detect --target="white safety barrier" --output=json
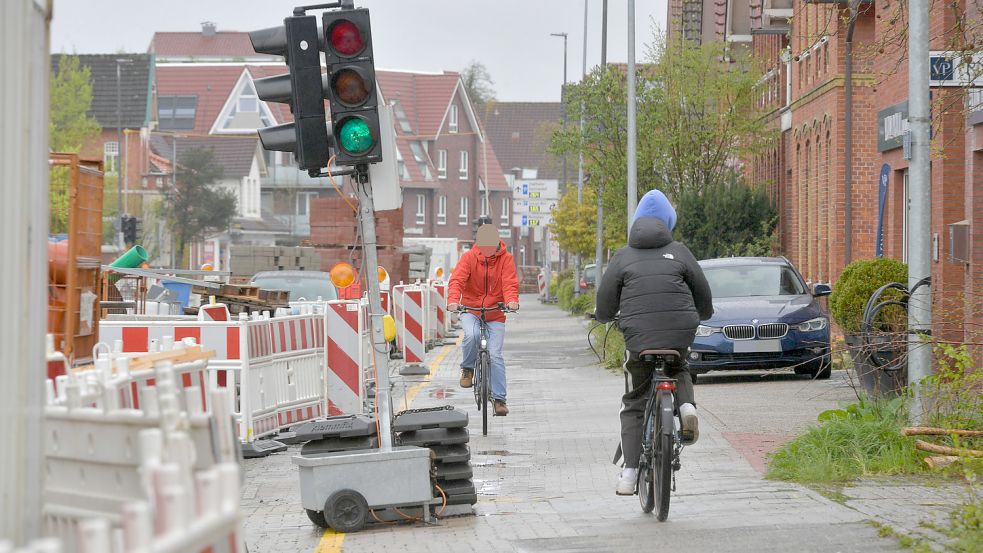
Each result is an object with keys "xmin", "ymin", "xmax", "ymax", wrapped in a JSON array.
[
  {"xmin": 292, "ymin": 300, "xmax": 371, "ymax": 417},
  {"xmin": 42, "ymin": 354, "xmax": 242, "ymax": 553},
  {"xmin": 392, "ymin": 284, "xmax": 427, "ymax": 368},
  {"xmin": 427, "ymin": 280, "xmax": 450, "ymax": 344},
  {"xmin": 99, "ymin": 311, "xmax": 325, "ymax": 445}
]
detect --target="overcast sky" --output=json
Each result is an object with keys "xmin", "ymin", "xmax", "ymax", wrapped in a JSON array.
[{"xmin": 51, "ymin": 0, "xmax": 668, "ymax": 102}]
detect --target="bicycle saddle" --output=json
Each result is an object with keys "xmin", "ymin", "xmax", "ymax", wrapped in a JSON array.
[{"xmin": 639, "ymin": 349, "xmax": 680, "ymax": 359}]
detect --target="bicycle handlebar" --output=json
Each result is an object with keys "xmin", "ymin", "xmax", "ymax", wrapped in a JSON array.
[{"xmin": 455, "ymin": 303, "xmax": 515, "ymax": 314}]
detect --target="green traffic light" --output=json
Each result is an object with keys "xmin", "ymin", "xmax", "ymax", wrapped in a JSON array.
[{"xmin": 338, "ymin": 118, "xmax": 373, "ymax": 154}]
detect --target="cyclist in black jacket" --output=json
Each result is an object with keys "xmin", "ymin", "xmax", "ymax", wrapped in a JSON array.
[{"xmin": 595, "ymin": 189, "xmax": 713, "ymax": 495}]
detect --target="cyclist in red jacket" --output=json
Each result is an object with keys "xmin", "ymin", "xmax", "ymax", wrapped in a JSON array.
[{"xmin": 448, "ymin": 224, "xmax": 520, "ymax": 416}]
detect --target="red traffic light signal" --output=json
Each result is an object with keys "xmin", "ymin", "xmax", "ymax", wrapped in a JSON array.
[{"xmin": 327, "ymin": 19, "xmax": 365, "ymax": 57}]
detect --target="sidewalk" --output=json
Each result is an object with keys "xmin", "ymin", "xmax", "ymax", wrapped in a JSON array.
[{"xmin": 239, "ymin": 296, "xmax": 902, "ymax": 553}]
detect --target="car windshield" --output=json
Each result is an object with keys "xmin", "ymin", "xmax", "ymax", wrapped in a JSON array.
[
  {"xmin": 250, "ymin": 275, "xmax": 338, "ymax": 301},
  {"xmin": 703, "ymin": 265, "xmax": 807, "ymax": 298}
]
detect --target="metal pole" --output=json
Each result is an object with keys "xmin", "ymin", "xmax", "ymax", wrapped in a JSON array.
[
  {"xmin": 843, "ymin": 0, "xmax": 861, "ymax": 264},
  {"xmin": 596, "ymin": 0, "xmax": 608, "ymax": 278},
  {"xmin": 574, "ymin": 0, "xmax": 588, "ymax": 295},
  {"xmin": 116, "ymin": 61, "xmax": 124, "ymax": 249},
  {"xmin": 907, "ymin": 0, "xmax": 932, "ymax": 424},
  {"xmin": 551, "ymin": 31, "xmax": 569, "ymax": 296},
  {"xmin": 355, "ymin": 167, "xmax": 394, "ymax": 450},
  {"xmin": 626, "ymin": 0, "xmax": 637, "ymax": 234},
  {"xmin": 172, "ymin": 135, "xmax": 178, "ymax": 268}
]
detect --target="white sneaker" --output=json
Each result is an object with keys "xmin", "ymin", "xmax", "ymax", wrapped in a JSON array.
[
  {"xmin": 616, "ymin": 468, "xmax": 638, "ymax": 496},
  {"xmin": 679, "ymin": 403, "xmax": 699, "ymax": 445}
]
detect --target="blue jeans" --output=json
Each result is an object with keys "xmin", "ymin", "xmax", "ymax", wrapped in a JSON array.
[{"xmin": 459, "ymin": 313, "xmax": 507, "ymax": 402}]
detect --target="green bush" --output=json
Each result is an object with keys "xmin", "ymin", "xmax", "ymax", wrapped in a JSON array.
[
  {"xmin": 588, "ymin": 322, "xmax": 627, "ymax": 371},
  {"xmin": 829, "ymin": 258, "xmax": 908, "ymax": 334},
  {"xmin": 570, "ymin": 289, "xmax": 596, "ymax": 315},
  {"xmin": 557, "ymin": 278, "xmax": 575, "ymax": 310},
  {"xmin": 767, "ymin": 396, "xmax": 925, "ymax": 483}
]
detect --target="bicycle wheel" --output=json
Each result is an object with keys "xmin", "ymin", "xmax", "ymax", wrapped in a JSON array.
[
  {"xmin": 654, "ymin": 397, "xmax": 674, "ymax": 521},
  {"xmin": 479, "ymin": 351, "xmax": 490, "ymax": 435},
  {"xmin": 473, "ymin": 361, "xmax": 482, "ymax": 410}
]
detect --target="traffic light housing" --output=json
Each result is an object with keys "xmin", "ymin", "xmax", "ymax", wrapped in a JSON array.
[
  {"xmin": 322, "ymin": 8, "xmax": 382, "ymax": 165},
  {"xmin": 249, "ymin": 16, "xmax": 330, "ymax": 175},
  {"xmin": 122, "ymin": 216, "xmax": 139, "ymax": 245}
]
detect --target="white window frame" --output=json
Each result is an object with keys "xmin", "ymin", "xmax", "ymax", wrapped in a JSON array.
[
  {"xmin": 480, "ymin": 194, "xmax": 489, "ymax": 218},
  {"xmin": 459, "ymin": 150, "xmax": 469, "ymax": 180},
  {"xmin": 296, "ymin": 191, "xmax": 317, "ymax": 217},
  {"xmin": 459, "ymin": 196, "xmax": 469, "ymax": 226},
  {"xmin": 437, "ymin": 149, "xmax": 447, "ymax": 179},
  {"xmin": 437, "ymin": 195, "xmax": 447, "ymax": 225},
  {"xmin": 416, "ymin": 193, "xmax": 426, "ymax": 225},
  {"xmin": 449, "ymin": 105, "xmax": 459, "ymax": 133},
  {"xmin": 500, "ymin": 197, "xmax": 510, "ymax": 226},
  {"xmin": 103, "ymin": 141, "xmax": 119, "ymax": 175}
]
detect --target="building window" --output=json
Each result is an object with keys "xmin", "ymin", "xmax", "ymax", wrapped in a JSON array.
[
  {"xmin": 409, "ymin": 141, "xmax": 432, "ymax": 180},
  {"xmin": 449, "ymin": 104, "xmax": 459, "ymax": 133},
  {"xmin": 158, "ymin": 95, "xmax": 197, "ymax": 130},
  {"xmin": 416, "ymin": 194, "xmax": 426, "ymax": 225},
  {"xmin": 459, "ymin": 196, "xmax": 469, "ymax": 225},
  {"xmin": 296, "ymin": 192, "xmax": 317, "ymax": 216},
  {"xmin": 500, "ymin": 197, "xmax": 509, "ymax": 226},
  {"xmin": 480, "ymin": 194, "xmax": 489, "ymax": 218},
  {"xmin": 459, "ymin": 151, "xmax": 469, "ymax": 180},
  {"xmin": 437, "ymin": 195, "xmax": 447, "ymax": 225},
  {"xmin": 438, "ymin": 149, "xmax": 447, "ymax": 179},
  {"xmin": 103, "ymin": 141, "xmax": 119, "ymax": 174}
]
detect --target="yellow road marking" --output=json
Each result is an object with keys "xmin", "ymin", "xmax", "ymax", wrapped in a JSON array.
[
  {"xmin": 316, "ymin": 529, "xmax": 344, "ymax": 552},
  {"xmin": 398, "ymin": 340, "xmax": 457, "ymax": 411}
]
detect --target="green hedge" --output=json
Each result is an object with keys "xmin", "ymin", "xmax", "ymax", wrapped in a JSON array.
[{"xmin": 829, "ymin": 258, "xmax": 908, "ymax": 334}]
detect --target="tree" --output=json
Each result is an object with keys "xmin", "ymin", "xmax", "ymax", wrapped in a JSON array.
[
  {"xmin": 550, "ymin": 33, "xmax": 775, "ymax": 249},
  {"xmin": 163, "ymin": 148, "xmax": 238, "ymax": 266},
  {"xmin": 461, "ymin": 60, "xmax": 496, "ymax": 111},
  {"xmin": 49, "ymin": 55, "xmax": 101, "ymax": 233},
  {"xmin": 549, "ymin": 186, "xmax": 600, "ymax": 259},
  {"xmin": 674, "ymin": 178, "xmax": 777, "ymax": 260}
]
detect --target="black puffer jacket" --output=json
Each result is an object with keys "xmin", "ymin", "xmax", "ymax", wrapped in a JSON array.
[{"xmin": 595, "ymin": 217, "xmax": 714, "ymax": 352}]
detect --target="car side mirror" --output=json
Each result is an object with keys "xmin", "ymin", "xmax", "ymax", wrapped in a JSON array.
[{"xmin": 812, "ymin": 283, "xmax": 832, "ymax": 297}]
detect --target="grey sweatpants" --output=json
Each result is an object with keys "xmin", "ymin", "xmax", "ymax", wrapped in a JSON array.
[{"xmin": 619, "ymin": 350, "xmax": 694, "ymax": 469}]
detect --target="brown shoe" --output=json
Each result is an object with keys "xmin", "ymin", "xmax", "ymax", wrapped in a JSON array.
[
  {"xmin": 494, "ymin": 400, "xmax": 509, "ymax": 416},
  {"xmin": 459, "ymin": 369, "xmax": 474, "ymax": 388}
]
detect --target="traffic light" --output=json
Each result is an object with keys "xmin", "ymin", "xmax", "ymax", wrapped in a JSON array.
[
  {"xmin": 249, "ymin": 16, "xmax": 330, "ymax": 175},
  {"xmin": 122, "ymin": 216, "xmax": 139, "ymax": 245},
  {"xmin": 322, "ymin": 8, "xmax": 382, "ymax": 165}
]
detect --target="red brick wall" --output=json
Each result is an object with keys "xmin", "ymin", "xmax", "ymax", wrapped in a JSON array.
[{"xmin": 309, "ymin": 196, "xmax": 410, "ymax": 283}]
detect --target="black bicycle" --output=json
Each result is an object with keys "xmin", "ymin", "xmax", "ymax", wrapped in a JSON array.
[
  {"xmin": 635, "ymin": 349, "xmax": 683, "ymax": 520},
  {"xmin": 588, "ymin": 315, "xmax": 683, "ymax": 521},
  {"xmin": 456, "ymin": 303, "xmax": 513, "ymax": 436}
]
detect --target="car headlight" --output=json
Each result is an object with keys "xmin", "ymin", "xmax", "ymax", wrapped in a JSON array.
[
  {"xmin": 695, "ymin": 325, "xmax": 721, "ymax": 337},
  {"xmin": 795, "ymin": 317, "xmax": 828, "ymax": 332}
]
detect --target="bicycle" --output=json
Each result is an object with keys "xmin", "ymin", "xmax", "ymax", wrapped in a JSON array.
[
  {"xmin": 635, "ymin": 349, "xmax": 684, "ymax": 521},
  {"xmin": 588, "ymin": 314, "xmax": 684, "ymax": 521},
  {"xmin": 456, "ymin": 303, "xmax": 513, "ymax": 436}
]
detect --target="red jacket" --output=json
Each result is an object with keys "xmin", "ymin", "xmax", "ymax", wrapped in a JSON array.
[{"xmin": 447, "ymin": 241, "xmax": 519, "ymax": 323}]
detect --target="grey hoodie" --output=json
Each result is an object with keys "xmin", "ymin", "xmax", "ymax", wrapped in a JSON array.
[{"xmin": 595, "ymin": 217, "xmax": 714, "ymax": 352}]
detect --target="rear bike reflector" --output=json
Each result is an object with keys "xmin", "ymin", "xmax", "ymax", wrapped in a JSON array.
[{"xmin": 656, "ymin": 382, "xmax": 676, "ymax": 391}]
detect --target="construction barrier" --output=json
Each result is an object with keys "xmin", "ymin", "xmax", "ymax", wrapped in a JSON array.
[
  {"xmin": 43, "ymin": 353, "xmax": 242, "ymax": 553},
  {"xmin": 428, "ymin": 280, "xmax": 449, "ymax": 343},
  {"xmin": 392, "ymin": 284, "xmax": 427, "ymax": 369},
  {"xmin": 99, "ymin": 311, "xmax": 325, "ymax": 446},
  {"xmin": 537, "ymin": 270, "xmax": 547, "ymax": 300}
]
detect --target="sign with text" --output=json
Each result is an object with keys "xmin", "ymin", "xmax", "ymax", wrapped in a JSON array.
[
  {"xmin": 512, "ymin": 179, "xmax": 558, "ymax": 200},
  {"xmin": 929, "ymin": 51, "xmax": 983, "ymax": 87},
  {"xmin": 512, "ymin": 199, "xmax": 557, "ymax": 214},
  {"xmin": 513, "ymin": 214, "xmax": 553, "ymax": 227},
  {"xmin": 877, "ymin": 100, "xmax": 908, "ymax": 152}
]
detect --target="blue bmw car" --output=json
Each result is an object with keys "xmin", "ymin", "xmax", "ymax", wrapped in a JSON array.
[{"xmin": 687, "ymin": 257, "xmax": 832, "ymax": 379}]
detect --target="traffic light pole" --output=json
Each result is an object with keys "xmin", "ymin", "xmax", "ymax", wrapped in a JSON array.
[{"xmin": 353, "ymin": 164, "xmax": 394, "ymax": 450}]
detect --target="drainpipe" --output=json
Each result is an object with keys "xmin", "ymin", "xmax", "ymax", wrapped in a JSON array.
[{"xmin": 843, "ymin": 0, "xmax": 862, "ymax": 264}]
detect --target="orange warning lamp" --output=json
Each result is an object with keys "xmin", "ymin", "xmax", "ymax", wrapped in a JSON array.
[
  {"xmin": 329, "ymin": 262, "xmax": 356, "ymax": 289},
  {"xmin": 434, "ymin": 266, "xmax": 445, "ymax": 279},
  {"xmin": 377, "ymin": 265, "xmax": 389, "ymax": 283},
  {"xmin": 200, "ymin": 263, "xmax": 214, "ymax": 271}
]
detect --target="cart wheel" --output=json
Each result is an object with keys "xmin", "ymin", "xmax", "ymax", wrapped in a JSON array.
[
  {"xmin": 325, "ymin": 489, "xmax": 368, "ymax": 533},
  {"xmin": 306, "ymin": 509, "xmax": 328, "ymax": 528}
]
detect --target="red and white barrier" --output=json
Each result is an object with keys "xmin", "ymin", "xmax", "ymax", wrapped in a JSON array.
[
  {"xmin": 428, "ymin": 281, "xmax": 449, "ymax": 343},
  {"xmin": 324, "ymin": 301, "xmax": 366, "ymax": 416},
  {"xmin": 537, "ymin": 270, "xmax": 547, "ymax": 299},
  {"xmin": 392, "ymin": 284, "xmax": 426, "ymax": 368}
]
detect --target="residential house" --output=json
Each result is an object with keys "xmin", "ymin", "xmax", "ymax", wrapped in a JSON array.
[
  {"xmin": 480, "ymin": 102, "xmax": 565, "ymax": 267},
  {"xmin": 50, "ymin": 53, "xmax": 154, "ymax": 220},
  {"xmin": 376, "ymin": 70, "xmax": 511, "ymax": 256}
]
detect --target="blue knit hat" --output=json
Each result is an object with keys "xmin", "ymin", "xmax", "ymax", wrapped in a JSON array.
[{"xmin": 630, "ymin": 189, "xmax": 677, "ymax": 231}]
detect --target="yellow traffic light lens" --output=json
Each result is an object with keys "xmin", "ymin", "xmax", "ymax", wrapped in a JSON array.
[
  {"xmin": 333, "ymin": 68, "xmax": 371, "ymax": 106},
  {"xmin": 338, "ymin": 117, "xmax": 373, "ymax": 154},
  {"xmin": 329, "ymin": 262, "xmax": 356, "ymax": 289}
]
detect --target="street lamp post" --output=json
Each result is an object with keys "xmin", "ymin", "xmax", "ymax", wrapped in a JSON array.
[{"xmin": 550, "ymin": 32, "xmax": 569, "ymax": 295}]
